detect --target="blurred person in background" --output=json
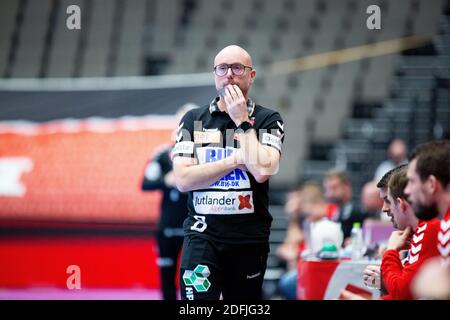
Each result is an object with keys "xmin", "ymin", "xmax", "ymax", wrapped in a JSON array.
[
  {"xmin": 361, "ymin": 181, "xmax": 384, "ymax": 220},
  {"xmin": 404, "ymin": 140, "xmax": 450, "ymax": 299},
  {"xmin": 323, "ymin": 169, "xmax": 365, "ymax": 242},
  {"xmin": 277, "ymin": 185, "xmax": 304, "ymax": 273},
  {"xmin": 276, "ymin": 185, "xmax": 303, "ymax": 300},
  {"xmin": 277, "ymin": 182, "xmax": 337, "ymax": 299},
  {"xmin": 142, "ymin": 103, "xmax": 198, "ymax": 300},
  {"xmin": 374, "ymin": 138, "xmax": 408, "ymax": 182}
]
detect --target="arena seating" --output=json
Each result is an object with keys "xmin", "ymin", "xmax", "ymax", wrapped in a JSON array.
[
  {"xmin": 0, "ymin": 0, "xmax": 446, "ymax": 187},
  {"xmin": 0, "ymin": 0, "xmax": 448, "ymax": 299}
]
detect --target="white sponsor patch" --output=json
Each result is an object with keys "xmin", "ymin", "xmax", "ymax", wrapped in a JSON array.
[
  {"xmin": 208, "ymin": 169, "xmax": 250, "ymax": 189},
  {"xmin": 192, "ymin": 191, "xmax": 254, "ymax": 214},
  {"xmin": 172, "ymin": 141, "xmax": 194, "ymax": 156},
  {"xmin": 262, "ymin": 133, "xmax": 282, "ymax": 151},
  {"xmin": 196, "ymin": 146, "xmax": 235, "ymax": 164},
  {"xmin": 196, "ymin": 147, "xmax": 251, "ymax": 190},
  {"xmin": 194, "ymin": 131, "xmax": 221, "ymax": 144}
]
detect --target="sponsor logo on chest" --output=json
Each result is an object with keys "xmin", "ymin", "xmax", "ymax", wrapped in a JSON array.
[
  {"xmin": 196, "ymin": 147, "xmax": 251, "ymax": 190},
  {"xmin": 193, "ymin": 191, "xmax": 254, "ymax": 214},
  {"xmin": 194, "ymin": 130, "xmax": 221, "ymax": 144}
]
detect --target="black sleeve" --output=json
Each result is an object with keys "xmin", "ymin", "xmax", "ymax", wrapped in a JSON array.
[
  {"xmin": 141, "ymin": 151, "xmax": 166, "ymax": 191},
  {"xmin": 171, "ymin": 110, "xmax": 196, "ymax": 159},
  {"xmin": 259, "ymin": 111, "xmax": 285, "ymax": 154}
]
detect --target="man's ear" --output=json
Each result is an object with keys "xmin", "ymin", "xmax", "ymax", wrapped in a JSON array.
[
  {"xmin": 397, "ymin": 197, "xmax": 407, "ymax": 212},
  {"xmin": 426, "ymin": 175, "xmax": 439, "ymax": 194},
  {"xmin": 250, "ymin": 69, "xmax": 256, "ymax": 83}
]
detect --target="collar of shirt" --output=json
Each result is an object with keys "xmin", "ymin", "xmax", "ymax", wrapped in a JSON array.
[
  {"xmin": 209, "ymin": 96, "xmax": 255, "ymax": 117},
  {"xmin": 444, "ymin": 205, "xmax": 450, "ymax": 220}
]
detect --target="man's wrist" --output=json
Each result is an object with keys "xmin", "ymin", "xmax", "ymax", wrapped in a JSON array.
[
  {"xmin": 223, "ymin": 151, "xmax": 242, "ymax": 169},
  {"xmin": 236, "ymin": 120, "xmax": 253, "ymax": 132}
]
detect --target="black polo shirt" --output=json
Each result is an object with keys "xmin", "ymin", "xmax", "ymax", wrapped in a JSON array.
[
  {"xmin": 172, "ymin": 97, "xmax": 285, "ymax": 244},
  {"xmin": 142, "ymin": 145, "xmax": 188, "ymax": 231}
]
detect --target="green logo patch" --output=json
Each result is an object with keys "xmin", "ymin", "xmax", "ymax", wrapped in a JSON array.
[{"xmin": 182, "ymin": 264, "xmax": 211, "ymax": 292}]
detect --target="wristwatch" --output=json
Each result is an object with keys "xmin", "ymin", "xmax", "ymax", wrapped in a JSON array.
[{"xmin": 237, "ymin": 121, "xmax": 253, "ymax": 131}]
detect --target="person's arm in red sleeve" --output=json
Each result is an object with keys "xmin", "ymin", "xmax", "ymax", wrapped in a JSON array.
[
  {"xmin": 380, "ymin": 228, "xmax": 414, "ymax": 299},
  {"xmin": 381, "ymin": 221, "xmax": 441, "ymax": 300},
  {"xmin": 381, "ymin": 248, "xmax": 414, "ymax": 299}
]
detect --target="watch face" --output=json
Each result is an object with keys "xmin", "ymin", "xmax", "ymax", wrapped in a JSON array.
[{"xmin": 239, "ymin": 121, "xmax": 252, "ymax": 131}]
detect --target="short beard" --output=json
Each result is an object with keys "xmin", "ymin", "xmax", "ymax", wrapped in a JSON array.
[{"xmin": 413, "ymin": 202, "xmax": 439, "ymax": 221}]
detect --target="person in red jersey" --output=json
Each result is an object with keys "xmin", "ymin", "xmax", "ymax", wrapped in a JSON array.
[
  {"xmin": 380, "ymin": 165, "xmax": 440, "ymax": 300},
  {"xmin": 360, "ymin": 165, "xmax": 406, "ymax": 297},
  {"xmin": 404, "ymin": 140, "xmax": 450, "ymax": 299},
  {"xmin": 342, "ymin": 165, "xmax": 440, "ymax": 301}
]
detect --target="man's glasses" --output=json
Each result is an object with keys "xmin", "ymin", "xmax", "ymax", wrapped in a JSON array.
[{"xmin": 214, "ymin": 63, "xmax": 253, "ymax": 76}]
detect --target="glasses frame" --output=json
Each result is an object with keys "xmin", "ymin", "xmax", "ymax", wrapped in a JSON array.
[{"xmin": 213, "ymin": 63, "xmax": 253, "ymax": 76}]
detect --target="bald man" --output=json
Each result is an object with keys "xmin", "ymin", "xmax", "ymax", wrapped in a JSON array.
[{"xmin": 172, "ymin": 45, "xmax": 285, "ymax": 300}]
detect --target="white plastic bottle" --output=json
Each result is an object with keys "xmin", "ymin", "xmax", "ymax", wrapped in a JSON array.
[{"xmin": 350, "ymin": 222, "xmax": 365, "ymax": 260}]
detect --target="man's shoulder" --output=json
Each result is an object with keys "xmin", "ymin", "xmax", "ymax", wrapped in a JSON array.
[
  {"xmin": 252, "ymin": 105, "xmax": 283, "ymax": 130},
  {"xmin": 254, "ymin": 104, "xmax": 281, "ymax": 118},
  {"xmin": 185, "ymin": 104, "xmax": 210, "ymax": 119},
  {"xmin": 413, "ymin": 219, "xmax": 440, "ymax": 256},
  {"xmin": 418, "ymin": 218, "xmax": 441, "ymax": 235}
]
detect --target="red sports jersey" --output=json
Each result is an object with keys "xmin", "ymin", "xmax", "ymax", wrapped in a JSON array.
[
  {"xmin": 380, "ymin": 219, "xmax": 440, "ymax": 300},
  {"xmin": 438, "ymin": 206, "xmax": 450, "ymax": 267}
]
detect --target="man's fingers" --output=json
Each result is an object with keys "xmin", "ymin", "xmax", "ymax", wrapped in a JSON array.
[
  {"xmin": 232, "ymin": 84, "xmax": 244, "ymax": 99},
  {"xmin": 393, "ymin": 230, "xmax": 402, "ymax": 237},
  {"xmin": 365, "ymin": 265, "xmax": 379, "ymax": 272},
  {"xmin": 363, "ymin": 269, "xmax": 374, "ymax": 275},
  {"xmin": 224, "ymin": 86, "xmax": 233, "ymax": 101},
  {"xmin": 226, "ymin": 85, "xmax": 238, "ymax": 101},
  {"xmin": 223, "ymin": 90, "xmax": 233, "ymax": 107},
  {"xmin": 364, "ymin": 270, "xmax": 375, "ymax": 276}
]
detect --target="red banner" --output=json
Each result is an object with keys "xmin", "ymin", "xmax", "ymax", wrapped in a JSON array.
[{"xmin": 0, "ymin": 116, "xmax": 176, "ymax": 224}]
